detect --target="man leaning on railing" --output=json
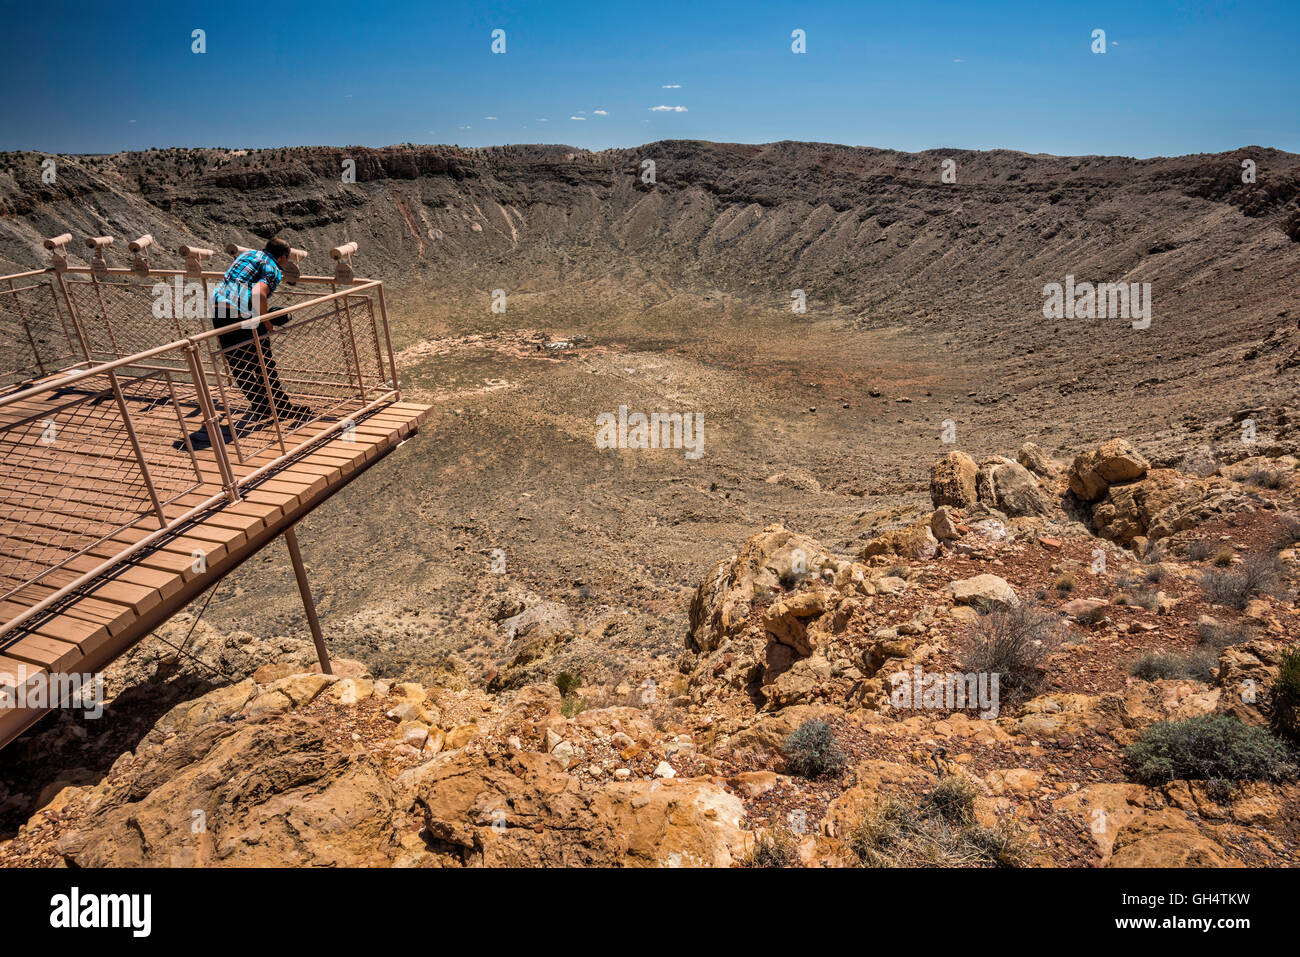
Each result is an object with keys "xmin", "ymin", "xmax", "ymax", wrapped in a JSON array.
[{"xmin": 210, "ymin": 236, "xmax": 312, "ymax": 423}]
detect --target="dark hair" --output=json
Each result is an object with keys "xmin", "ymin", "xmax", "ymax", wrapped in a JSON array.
[{"xmin": 264, "ymin": 236, "xmax": 291, "ymax": 261}]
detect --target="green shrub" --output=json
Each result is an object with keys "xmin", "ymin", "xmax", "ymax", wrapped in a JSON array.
[
  {"xmin": 1268, "ymin": 647, "xmax": 1300, "ymax": 743},
  {"xmin": 560, "ymin": 695, "xmax": 589, "ymax": 718},
  {"xmin": 1125, "ymin": 715, "xmax": 1296, "ymax": 784},
  {"xmin": 782, "ymin": 719, "xmax": 849, "ymax": 778},
  {"xmin": 554, "ymin": 672, "xmax": 580, "ymax": 697}
]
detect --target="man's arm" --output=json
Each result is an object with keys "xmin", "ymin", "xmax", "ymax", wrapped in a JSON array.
[{"xmin": 252, "ymin": 280, "xmax": 270, "ymax": 319}]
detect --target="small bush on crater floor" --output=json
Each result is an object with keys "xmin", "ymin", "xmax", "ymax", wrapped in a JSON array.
[
  {"xmin": 554, "ymin": 672, "xmax": 581, "ymax": 697},
  {"xmin": 1243, "ymin": 466, "xmax": 1285, "ymax": 490},
  {"xmin": 848, "ymin": 790, "xmax": 1029, "ymax": 868}
]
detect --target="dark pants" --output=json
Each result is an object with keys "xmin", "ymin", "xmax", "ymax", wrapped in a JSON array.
[{"xmin": 213, "ymin": 313, "xmax": 290, "ymax": 415}]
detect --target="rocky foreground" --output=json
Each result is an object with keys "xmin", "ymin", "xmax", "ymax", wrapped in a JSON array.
[{"xmin": 2, "ymin": 437, "xmax": 1298, "ymax": 867}]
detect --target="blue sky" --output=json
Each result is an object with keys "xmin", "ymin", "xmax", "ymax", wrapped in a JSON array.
[{"xmin": 2, "ymin": 0, "xmax": 1296, "ymax": 157}]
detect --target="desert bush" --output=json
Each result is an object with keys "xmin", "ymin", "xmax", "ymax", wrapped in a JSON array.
[
  {"xmin": 1116, "ymin": 582, "xmax": 1161, "ymax": 611},
  {"xmin": 957, "ymin": 822, "xmax": 1033, "ymax": 868},
  {"xmin": 958, "ymin": 601, "xmax": 1061, "ymax": 702},
  {"xmin": 1129, "ymin": 649, "xmax": 1217, "ymax": 683},
  {"xmin": 846, "ymin": 799, "xmax": 916, "ymax": 867},
  {"xmin": 1197, "ymin": 619, "xmax": 1254, "ymax": 649},
  {"xmin": 743, "ymin": 827, "xmax": 800, "ymax": 868},
  {"xmin": 1271, "ymin": 513, "xmax": 1300, "ymax": 553},
  {"xmin": 1243, "ymin": 466, "xmax": 1284, "ymax": 490},
  {"xmin": 554, "ymin": 672, "xmax": 581, "ymax": 697},
  {"xmin": 560, "ymin": 695, "xmax": 590, "ymax": 718},
  {"xmin": 1074, "ymin": 603, "xmax": 1110, "ymax": 625},
  {"xmin": 1201, "ymin": 553, "xmax": 1282, "ymax": 610},
  {"xmin": 1054, "ymin": 571, "xmax": 1076, "ymax": 593},
  {"xmin": 847, "ymin": 794, "xmax": 1028, "ymax": 868},
  {"xmin": 782, "ymin": 719, "xmax": 849, "ymax": 778},
  {"xmin": 923, "ymin": 775, "xmax": 978, "ymax": 825},
  {"xmin": 1125, "ymin": 715, "xmax": 1296, "ymax": 784},
  {"xmin": 1212, "ymin": 548, "xmax": 1236, "ymax": 567},
  {"xmin": 1268, "ymin": 647, "xmax": 1300, "ymax": 743},
  {"xmin": 1183, "ymin": 539, "xmax": 1214, "ymax": 562},
  {"xmin": 1204, "ymin": 777, "xmax": 1237, "ymax": 804}
]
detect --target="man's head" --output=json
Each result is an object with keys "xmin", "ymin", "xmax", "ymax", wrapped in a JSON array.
[{"xmin": 264, "ymin": 236, "xmax": 291, "ymax": 268}]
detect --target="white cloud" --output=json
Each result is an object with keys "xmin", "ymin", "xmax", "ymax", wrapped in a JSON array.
[
  {"xmin": 535, "ymin": 118, "xmax": 548, "ymax": 122},
  {"xmin": 592, "ymin": 109, "xmax": 608, "ymax": 115},
  {"xmin": 569, "ymin": 115, "xmax": 586, "ymax": 120},
  {"xmin": 661, "ymin": 84, "xmax": 681, "ymax": 89},
  {"xmin": 650, "ymin": 105, "xmax": 688, "ymax": 112},
  {"xmin": 484, "ymin": 115, "xmax": 498, "ymax": 120}
]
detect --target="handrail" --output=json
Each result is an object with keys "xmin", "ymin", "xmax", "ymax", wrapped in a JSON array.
[
  {"xmin": 0, "ymin": 278, "xmax": 384, "ymax": 410},
  {"xmin": 0, "ymin": 255, "xmax": 400, "ymax": 641}
]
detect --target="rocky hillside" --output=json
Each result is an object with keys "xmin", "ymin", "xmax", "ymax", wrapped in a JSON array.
[
  {"xmin": 3, "ymin": 141, "xmax": 1298, "ymax": 327},
  {"xmin": 4, "ymin": 435, "xmax": 1298, "ymax": 867},
  {"xmin": 3, "ymin": 140, "xmax": 1299, "ymax": 866}
]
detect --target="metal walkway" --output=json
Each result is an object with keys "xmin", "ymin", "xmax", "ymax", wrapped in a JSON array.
[{"xmin": 0, "ymin": 235, "xmax": 429, "ymax": 747}]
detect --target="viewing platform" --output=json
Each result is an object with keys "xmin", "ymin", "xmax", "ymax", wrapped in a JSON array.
[{"xmin": 0, "ymin": 235, "xmax": 428, "ymax": 747}]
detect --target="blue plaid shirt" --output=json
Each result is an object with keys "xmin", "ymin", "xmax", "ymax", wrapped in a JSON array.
[{"xmin": 211, "ymin": 250, "xmax": 282, "ymax": 321}]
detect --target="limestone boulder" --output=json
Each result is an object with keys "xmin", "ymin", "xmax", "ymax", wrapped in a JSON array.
[
  {"xmin": 860, "ymin": 519, "xmax": 939, "ymax": 561},
  {"xmin": 930, "ymin": 451, "xmax": 978, "ymax": 509},
  {"xmin": 948, "ymin": 574, "xmax": 1018, "ymax": 609},
  {"xmin": 1068, "ymin": 439, "xmax": 1150, "ymax": 502},
  {"xmin": 976, "ymin": 455, "xmax": 1055, "ymax": 517},
  {"xmin": 58, "ymin": 714, "xmax": 401, "ymax": 867},
  {"xmin": 412, "ymin": 750, "xmax": 749, "ymax": 867},
  {"xmin": 1017, "ymin": 442, "xmax": 1060, "ymax": 479},
  {"xmin": 687, "ymin": 525, "xmax": 833, "ymax": 654}
]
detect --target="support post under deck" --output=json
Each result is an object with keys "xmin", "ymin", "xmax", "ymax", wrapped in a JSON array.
[{"xmin": 283, "ymin": 525, "xmax": 332, "ymax": 675}]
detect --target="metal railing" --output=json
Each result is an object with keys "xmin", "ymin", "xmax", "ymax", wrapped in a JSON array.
[
  {"xmin": 0, "ymin": 249, "xmax": 400, "ymax": 640},
  {"xmin": 0, "ymin": 269, "xmax": 83, "ymax": 389}
]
